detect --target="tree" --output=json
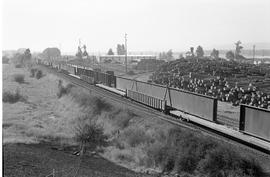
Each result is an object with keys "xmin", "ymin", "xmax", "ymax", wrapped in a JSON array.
[
  {"xmin": 82, "ymin": 45, "xmax": 89, "ymax": 57},
  {"xmin": 159, "ymin": 50, "xmax": 173, "ymax": 60},
  {"xmin": 24, "ymin": 49, "xmax": 32, "ymax": 60},
  {"xmin": 235, "ymin": 41, "xmax": 245, "ymax": 60},
  {"xmin": 190, "ymin": 47, "xmax": 194, "ymax": 57},
  {"xmin": 179, "ymin": 53, "xmax": 184, "ymax": 59},
  {"xmin": 107, "ymin": 48, "xmax": 114, "ymax": 55},
  {"xmin": 122, "ymin": 44, "xmax": 126, "ymax": 54},
  {"xmin": 42, "ymin": 48, "xmax": 61, "ymax": 60},
  {"xmin": 196, "ymin": 46, "xmax": 204, "ymax": 58},
  {"xmin": 23, "ymin": 48, "xmax": 32, "ymax": 66},
  {"xmin": 11, "ymin": 49, "xmax": 32, "ymax": 67},
  {"xmin": 76, "ymin": 46, "xmax": 83, "ymax": 59},
  {"xmin": 117, "ymin": 44, "xmax": 125, "ymax": 55},
  {"xmin": 226, "ymin": 51, "xmax": 235, "ymax": 60},
  {"xmin": 210, "ymin": 48, "xmax": 219, "ymax": 59},
  {"xmin": 166, "ymin": 49, "xmax": 173, "ymax": 60}
]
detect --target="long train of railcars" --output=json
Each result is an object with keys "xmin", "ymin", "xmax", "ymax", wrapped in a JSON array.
[{"xmin": 44, "ymin": 61, "xmax": 270, "ymax": 146}]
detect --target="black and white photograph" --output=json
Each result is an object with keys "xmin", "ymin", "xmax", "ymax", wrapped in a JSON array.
[{"xmin": 2, "ymin": 0, "xmax": 270, "ymax": 176}]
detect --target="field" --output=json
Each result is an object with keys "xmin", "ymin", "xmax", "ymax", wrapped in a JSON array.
[{"xmin": 3, "ymin": 63, "xmax": 270, "ymax": 177}]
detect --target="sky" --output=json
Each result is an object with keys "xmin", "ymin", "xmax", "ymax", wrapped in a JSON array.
[{"xmin": 2, "ymin": 0, "xmax": 270, "ymax": 54}]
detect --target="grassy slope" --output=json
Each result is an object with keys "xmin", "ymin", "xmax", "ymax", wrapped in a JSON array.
[
  {"xmin": 3, "ymin": 64, "xmax": 270, "ymax": 177},
  {"xmin": 3, "ymin": 64, "xmax": 153, "ymax": 177},
  {"xmin": 3, "ymin": 64, "xmax": 83, "ymax": 144}
]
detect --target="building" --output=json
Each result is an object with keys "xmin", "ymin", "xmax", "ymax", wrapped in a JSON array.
[{"xmin": 97, "ymin": 55, "xmax": 157, "ymax": 64}]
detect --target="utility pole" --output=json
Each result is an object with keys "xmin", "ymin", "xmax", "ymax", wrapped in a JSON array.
[
  {"xmin": 79, "ymin": 38, "xmax": 81, "ymax": 48},
  {"xmin": 125, "ymin": 33, "xmax": 127, "ymax": 73},
  {"xmin": 253, "ymin": 45, "xmax": 255, "ymax": 64}
]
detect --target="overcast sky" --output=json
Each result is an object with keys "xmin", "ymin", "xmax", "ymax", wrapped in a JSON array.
[{"xmin": 2, "ymin": 0, "xmax": 270, "ymax": 54}]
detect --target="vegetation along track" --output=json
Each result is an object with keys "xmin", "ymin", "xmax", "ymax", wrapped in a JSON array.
[{"xmin": 43, "ymin": 66, "xmax": 270, "ymax": 157}]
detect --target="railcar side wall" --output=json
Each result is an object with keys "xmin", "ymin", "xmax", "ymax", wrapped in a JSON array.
[
  {"xmin": 240, "ymin": 105, "xmax": 270, "ymax": 142},
  {"xmin": 133, "ymin": 81, "xmax": 167, "ymax": 100},
  {"xmin": 117, "ymin": 77, "xmax": 217, "ymax": 121},
  {"xmin": 168, "ymin": 89, "xmax": 217, "ymax": 121},
  {"xmin": 116, "ymin": 77, "xmax": 135, "ymax": 91},
  {"xmin": 127, "ymin": 89, "xmax": 166, "ymax": 110}
]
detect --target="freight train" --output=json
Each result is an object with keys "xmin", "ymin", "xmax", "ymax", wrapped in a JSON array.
[{"xmin": 44, "ymin": 61, "xmax": 270, "ymax": 146}]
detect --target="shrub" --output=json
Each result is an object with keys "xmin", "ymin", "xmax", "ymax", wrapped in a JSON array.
[
  {"xmin": 35, "ymin": 70, "xmax": 43, "ymax": 79},
  {"xmin": 57, "ymin": 81, "xmax": 74, "ymax": 98},
  {"xmin": 30, "ymin": 68, "xmax": 37, "ymax": 77},
  {"xmin": 115, "ymin": 151, "xmax": 134, "ymax": 163},
  {"xmin": 15, "ymin": 64, "xmax": 22, "ymax": 68},
  {"xmin": 110, "ymin": 109, "xmax": 136, "ymax": 129},
  {"xmin": 127, "ymin": 70, "xmax": 135, "ymax": 75},
  {"xmin": 13, "ymin": 74, "xmax": 25, "ymax": 84},
  {"xmin": 197, "ymin": 146, "xmax": 265, "ymax": 177},
  {"xmin": 3, "ymin": 89, "xmax": 26, "ymax": 103},
  {"xmin": 71, "ymin": 92, "xmax": 112, "ymax": 115},
  {"xmin": 121, "ymin": 127, "xmax": 152, "ymax": 147},
  {"xmin": 74, "ymin": 117, "xmax": 108, "ymax": 153},
  {"xmin": 2, "ymin": 56, "xmax": 9, "ymax": 64}
]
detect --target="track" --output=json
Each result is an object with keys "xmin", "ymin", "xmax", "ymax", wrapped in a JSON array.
[{"xmin": 44, "ymin": 66, "xmax": 270, "ymax": 157}]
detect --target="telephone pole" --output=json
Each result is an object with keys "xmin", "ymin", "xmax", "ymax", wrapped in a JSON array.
[
  {"xmin": 125, "ymin": 33, "xmax": 127, "ymax": 73},
  {"xmin": 253, "ymin": 45, "xmax": 255, "ymax": 64}
]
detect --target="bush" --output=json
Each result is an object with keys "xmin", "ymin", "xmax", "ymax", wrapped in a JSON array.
[
  {"xmin": 121, "ymin": 127, "xmax": 152, "ymax": 147},
  {"xmin": 13, "ymin": 74, "xmax": 25, "ymax": 84},
  {"xmin": 74, "ymin": 117, "xmax": 108, "ymax": 152},
  {"xmin": 35, "ymin": 70, "xmax": 43, "ymax": 79},
  {"xmin": 15, "ymin": 64, "xmax": 22, "ymax": 68},
  {"xmin": 57, "ymin": 81, "xmax": 74, "ymax": 98},
  {"xmin": 115, "ymin": 151, "xmax": 134, "ymax": 163},
  {"xmin": 71, "ymin": 91, "xmax": 112, "ymax": 115},
  {"xmin": 30, "ymin": 68, "xmax": 38, "ymax": 77},
  {"xmin": 197, "ymin": 146, "xmax": 265, "ymax": 177},
  {"xmin": 109, "ymin": 109, "xmax": 136, "ymax": 129},
  {"xmin": 127, "ymin": 70, "xmax": 135, "ymax": 75},
  {"xmin": 2, "ymin": 56, "xmax": 9, "ymax": 64},
  {"xmin": 3, "ymin": 89, "xmax": 26, "ymax": 103}
]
